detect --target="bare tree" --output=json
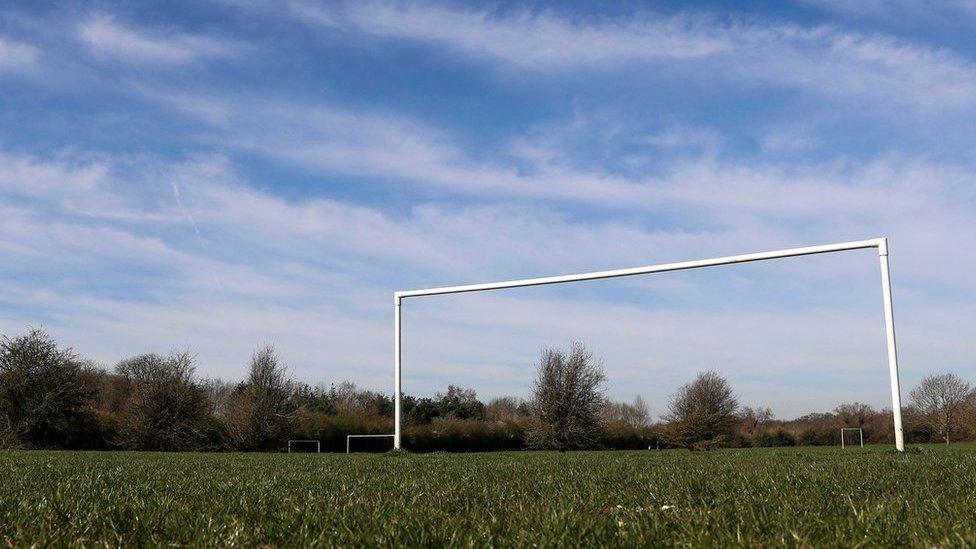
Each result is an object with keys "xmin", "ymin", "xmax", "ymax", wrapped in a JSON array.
[
  {"xmin": 115, "ymin": 351, "xmax": 209, "ymax": 451},
  {"xmin": 740, "ymin": 406, "xmax": 774, "ymax": 437},
  {"xmin": 909, "ymin": 373, "xmax": 972, "ymax": 445},
  {"xmin": 834, "ymin": 402, "xmax": 875, "ymax": 428},
  {"xmin": 485, "ymin": 396, "xmax": 529, "ymax": 422},
  {"xmin": 603, "ymin": 396, "xmax": 651, "ymax": 428},
  {"xmin": 663, "ymin": 371, "xmax": 739, "ymax": 450},
  {"xmin": 526, "ymin": 341, "xmax": 607, "ymax": 450},
  {"xmin": 961, "ymin": 389, "xmax": 976, "ymax": 440},
  {"xmin": 0, "ymin": 329, "xmax": 95, "ymax": 449},
  {"xmin": 226, "ymin": 346, "xmax": 296, "ymax": 451},
  {"xmin": 201, "ymin": 378, "xmax": 235, "ymax": 419}
]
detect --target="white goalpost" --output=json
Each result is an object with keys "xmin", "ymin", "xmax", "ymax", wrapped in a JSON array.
[
  {"xmin": 840, "ymin": 428, "xmax": 865, "ymax": 449},
  {"xmin": 391, "ymin": 237, "xmax": 906, "ymax": 452},
  {"xmin": 287, "ymin": 439, "xmax": 321, "ymax": 453}
]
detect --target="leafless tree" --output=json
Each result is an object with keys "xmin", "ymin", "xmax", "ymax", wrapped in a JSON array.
[
  {"xmin": 740, "ymin": 406, "xmax": 774, "ymax": 437},
  {"xmin": 201, "ymin": 378, "xmax": 235, "ymax": 418},
  {"xmin": 225, "ymin": 346, "xmax": 296, "ymax": 451},
  {"xmin": 663, "ymin": 371, "xmax": 739, "ymax": 450},
  {"xmin": 961, "ymin": 390, "xmax": 976, "ymax": 440},
  {"xmin": 0, "ymin": 329, "xmax": 95, "ymax": 449},
  {"xmin": 115, "ymin": 351, "xmax": 209, "ymax": 451},
  {"xmin": 909, "ymin": 373, "xmax": 972, "ymax": 445},
  {"xmin": 602, "ymin": 396, "xmax": 650, "ymax": 428},
  {"xmin": 485, "ymin": 396, "xmax": 529, "ymax": 422},
  {"xmin": 329, "ymin": 380, "xmax": 362, "ymax": 413},
  {"xmin": 526, "ymin": 341, "xmax": 607, "ymax": 450},
  {"xmin": 834, "ymin": 402, "xmax": 875, "ymax": 428}
]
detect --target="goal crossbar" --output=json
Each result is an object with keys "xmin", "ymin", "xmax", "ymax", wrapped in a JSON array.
[
  {"xmin": 392, "ymin": 237, "xmax": 905, "ymax": 451},
  {"xmin": 840, "ymin": 428, "xmax": 865, "ymax": 449},
  {"xmin": 287, "ymin": 439, "xmax": 321, "ymax": 453}
]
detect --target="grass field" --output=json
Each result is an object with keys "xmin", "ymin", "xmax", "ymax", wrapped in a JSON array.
[{"xmin": 1, "ymin": 445, "xmax": 973, "ymax": 547}]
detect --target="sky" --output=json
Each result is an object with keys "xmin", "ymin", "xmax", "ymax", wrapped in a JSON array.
[{"xmin": 1, "ymin": 0, "xmax": 974, "ymax": 419}]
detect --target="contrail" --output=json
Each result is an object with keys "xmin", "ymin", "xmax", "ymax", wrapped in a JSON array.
[
  {"xmin": 171, "ymin": 181, "xmax": 226, "ymax": 293},
  {"xmin": 171, "ymin": 182, "xmax": 202, "ymax": 239}
]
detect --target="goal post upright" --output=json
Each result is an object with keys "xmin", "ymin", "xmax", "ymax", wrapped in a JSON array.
[
  {"xmin": 392, "ymin": 237, "xmax": 905, "ymax": 452},
  {"xmin": 878, "ymin": 239, "xmax": 905, "ymax": 451},
  {"xmin": 394, "ymin": 294, "xmax": 402, "ymax": 450}
]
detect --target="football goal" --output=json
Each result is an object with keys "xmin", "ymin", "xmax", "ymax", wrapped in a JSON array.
[
  {"xmin": 287, "ymin": 439, "xmax": 321, "ymax": 453},
  {"xmin": 391, "ymin": 237, "xmax": 906, "ymax": 452},
  {"xmin": 841, "ymin": 428, "xmax": 865, "ymax": 449}
]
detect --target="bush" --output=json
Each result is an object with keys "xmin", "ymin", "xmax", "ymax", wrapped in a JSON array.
[
  {"xmin": 435, "ymin": 386, "xmax": 486, "ymax": 420},
  {"xmin": 114, "ymin": 352, "xmax": 210, "ymax": 451},
  {"xmin": 663, "ymin": 371, "xmax": 739, "ymax": 450},
  {"xmin": 292, "ymin": 410, "xmax": 392, "ymax": 452},
  {"xmin": 526, "ymin": 342, "xmax": 607, "ymax": 450},
  {"xmin": 600, "ymin": 422, "xmax": 661, "ymax": 450},
  {"xmin": 0, "ymin": 329, "xmax": 96, "ymax": 449},
  {"xmin": 405, "ymin": 418, "xmax": 525, "ymax": 452},
  {"xmin": 754, "ymin": 429, "xmax": 796, "ymax": 447},
  {"xmin": 225, "ymin": 346, "xmax": 296, "ymax": 451}
]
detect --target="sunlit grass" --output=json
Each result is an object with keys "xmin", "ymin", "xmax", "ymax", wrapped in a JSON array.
[{"xmin": 0, "ymin": 444, "xmax": 973, "ymax": 546}]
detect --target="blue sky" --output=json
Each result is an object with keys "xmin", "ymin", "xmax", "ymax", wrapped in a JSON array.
[{"xmin": 1, "ymin": 0, "xmax": 974, "ymax": 418}]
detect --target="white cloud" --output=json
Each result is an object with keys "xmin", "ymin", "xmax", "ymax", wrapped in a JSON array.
[
  {"xmin": 801, "ymin": 0, "xmax": 976, "ymax": 19},
  {"xmin": 287, "ymin": 2, "xmax": 976, "ymax": 113},
  {"xmin": 3, "ymin": 2, "xmax": 974, "ymax": 417},
  {"xmin": 739, "ymin": 25, "xmax": 976, "ymax": 113},
  {"xmin": 0, "ymin": 151, "xmax": 107, "ymax": 195},
  {"xmin": 324, "ymin": 2, "xmax": 730, "ymax": 66},
  {"xmin": 78, "ymin": 14, "xmax": 243, "ymax": 64},
  {"xmin": 157, "ymin": 92, "xmax": 976, "ymax": 226},
  {"xmin": 0, "ymin": 36, "xmax": 39, "ymax": 71},
  {"xmin": 1, "ymin": 147, "xmax": 974, "ymax": 416}
]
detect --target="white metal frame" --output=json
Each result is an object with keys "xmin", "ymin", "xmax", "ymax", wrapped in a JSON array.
[
  {"xmin": 393, "ymin": 237, "xmax": 905, "ymax": 452},
  {"xmin": 841, "ymin": 427, "xmax": 865, "ymax": 449},
  {"xmin": 287, "ymin": 439, "xmax": 321, "ymax": 453},
  {"xmin": 346, "ymin": 434, "xmax": 396, "ymax": 453}
]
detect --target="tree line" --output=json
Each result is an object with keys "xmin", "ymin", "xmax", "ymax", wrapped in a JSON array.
[{"xmin": 1, "ymin": 329, "xmax": 973, "ymax": 452}]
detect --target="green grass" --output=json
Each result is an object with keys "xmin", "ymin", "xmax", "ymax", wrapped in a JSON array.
[{"xmin": 1, "ymin": 445, "xmax": 974, "ymax": 547}]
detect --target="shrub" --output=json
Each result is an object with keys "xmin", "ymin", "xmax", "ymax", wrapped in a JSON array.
[
  {"xmin": 754, "ymin": 429, "xmax": 796, "ymax": 447},
  {"xmin": 525, "ymin": 342, "xmax": 606, "ymax": 450},
  {"xmin": 0, "ymin": 329, "xmax": 96, "ymax": 449},
  {"xmin": 435, "ymin": 385, "xmax": 486, "ymax": 420},
  {"xmin": 115, "ymin": 351, "xmax": 209, "ymax": 451},
  {"xmin": 663, "ymin": 371, "xmax": 739, "ymax": 450},
  {"xmin": 291, "ymin": 409, "xmax": 394, "ymax": 452},
  {"xmin": 225, "ymin": 346, "xmax": 296, "ymax": 451},
  {"xmin": 405, "ymin": 418, "xmax": 525, "ymax": 452},
  {"xmin": 600, "ymin": 422, "xmax": 661, "ymax": 450}
]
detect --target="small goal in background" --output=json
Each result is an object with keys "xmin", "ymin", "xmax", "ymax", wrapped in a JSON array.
[
  {"xmin": 840, "ymin": 428, "xmax": 864, "ymax": 449},
  {"xmin": 287, "ymin": 439, "xmax": 321, "ymax": 453},
  {"xmin": 346, "ymin": 434, "xmax": 395, "ymax": 453}
]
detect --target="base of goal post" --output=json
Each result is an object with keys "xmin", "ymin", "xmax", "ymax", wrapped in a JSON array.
[
  {"xmin": 346, "ymin": 434, "xmax": 395, "ymax": 453},
  {"xmin": 840, "ymin": 428, "xmax": 864, "ymax": 449},
  {"xmin": 287, "ymin": 439, "xmax": 321, "ymax": 453}
]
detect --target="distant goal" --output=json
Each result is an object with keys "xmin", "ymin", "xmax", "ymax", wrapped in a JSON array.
[
  {"xmin": 840, "ymin": 428, "xmax": 864, "ymax": 449},
  {"xmin": 287, "ymin": 439, "xmax": 321, "ymax": 453}
]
